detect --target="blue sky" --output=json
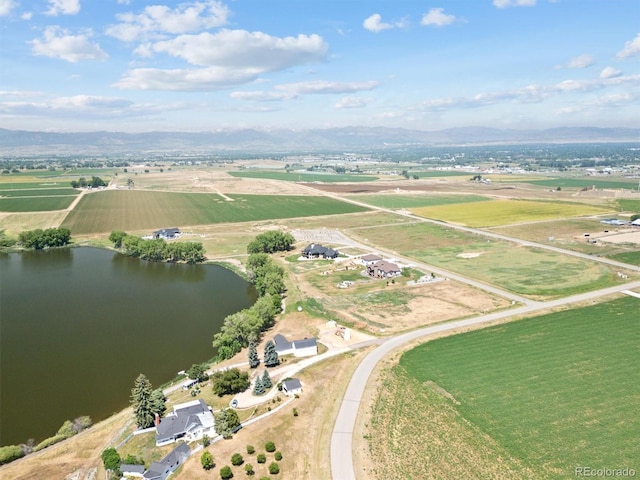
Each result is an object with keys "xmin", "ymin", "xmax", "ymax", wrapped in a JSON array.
[{"xmin": 1, "ymin": 0, "xmax": 638, "ymax": 132}]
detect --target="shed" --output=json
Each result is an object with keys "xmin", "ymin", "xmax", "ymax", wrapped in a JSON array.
[{"xmin": 282, "ymin": 378, "xmax": 302, "ymax": 396}]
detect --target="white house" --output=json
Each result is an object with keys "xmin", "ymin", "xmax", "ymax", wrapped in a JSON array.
[
  {"xmin": 282, "ymin": 378, "xmax": 302, "ymax": 396},
  {"xmin": 360, "ymin": 254, "xmax": 383, "ymax": 266},
  {"xmin": 155, "ymin": 400, "xmax": 215, "ymax": 447},
  {"xmin": 273, "ymin": 334, "xmax": 318, "ymax": 357}
]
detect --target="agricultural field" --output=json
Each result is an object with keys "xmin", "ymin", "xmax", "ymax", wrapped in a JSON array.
[
  {"xmin": 228, "ymin": 170, "xmax": 379, "ymax": 183},
  {"xmin": 342, "ymin": 222, "xmax": 635, "ymax": 298},
  {"xmin": 363, "ymin": 296, "xmax": 640, "ymax": 479},
  {"xmin": 0, "ymin": 196, "xmax": 76, "ymax": 212},
  {"xmin": 61, "ymin": 190, "xmax": 369, "ymax": 234},
  {"xmin": 346, "ymin": 193, "xmax": 489, "ymax": 209},
  {"xmin": 520, "ymin": 177, "xmax": 640, "ymax": 190},
  {"xmin": 409, "ymin": 198, "xmax": 612, "ymax": 227},
  {"xmin": 0, "ymin": 188, "xmax": 79, "ymax": 197}
]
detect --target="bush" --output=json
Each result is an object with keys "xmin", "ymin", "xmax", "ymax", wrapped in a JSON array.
[
  {"xmin": 268, "ymin": 462, "xmax": 280, "ymax": 474},
  {"xmin": 201, "ymin": 450, "xmax": 215, "ymax": 470},
  {"xmin": 257, "ymin": 453, "xmax": 266, "ymax": 464},
  {"xmin": 246, "ymin": 445, "xmax": 255, "ymax": 454},
  {"xmin": 244, "ymin": 463, "xmax": 254, "ymax": 475},
  {"xmin": 220, "ymin": 465, "xmax": 233, "ymax": 479},
  {"xmin": 293, "ymin": 408, "xmax": 298, "ymax": 417},
  {"xmin": 265, "ymin": 441, "xmax": 276, "ymax": 452},
  {"xmin": 34, "ymin": 434, "xmax": 67, "ymax": 451},
  {"xmin": 101, "ymin": 448, "xmax": 121, "ymax": 471},
  {"xmin": 212, "ymin": 369, "xmax": 250, "ymax": 397},
  {"xmin": 274, "ymin": 451, "xmax": 282, "ymax": 461},
  {"xmin": 231, "ymin": 453, "xmax": 244, "ymax": 466},
  {"xmin": 0, "ymin": 445, "xmax": 25, "ymax": 465}
]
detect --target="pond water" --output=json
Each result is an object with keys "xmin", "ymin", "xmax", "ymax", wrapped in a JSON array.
[{"xmin": 0, "ymin": 247, "xmax": 257, "ymax": 446}]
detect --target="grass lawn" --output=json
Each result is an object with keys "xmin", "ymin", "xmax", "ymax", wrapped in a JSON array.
[
  {"xmin": 61, "ymin": 190, "xmax": 369, "ymax": 234},
  {"xmin": 347, "ymin": 193, "xmax": 489, "ymax": 209},
  {"xmin": 228, "ymin": 170, "xmax": 378, "ymax": 183},
  {"xmin": 609, "ymin": 250, "xmax": 640, "ymax": 266},
  {"xmin": 410, "ymin": 199, "xmax": 611, "ymax": 227},
  {"xmin": 617, "ymin": 199, "xmax": 640, "ymax": 213},
  {"xmin": 0, "ymin": 196, "xmax": 76, "ymax": 212},
  {"xmin": 392, "ymin": 296, "xmax": 640, "ymax": 478}
]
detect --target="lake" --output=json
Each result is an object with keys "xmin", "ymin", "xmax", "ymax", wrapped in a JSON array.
[{"xmin": 0, "ymin": 247, "xmax": 257, "ymax": 446}]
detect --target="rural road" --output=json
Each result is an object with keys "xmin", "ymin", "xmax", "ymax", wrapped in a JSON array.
[{"xmin": 330, "ymin": 279, "xmax": 640, "ymax": 480}]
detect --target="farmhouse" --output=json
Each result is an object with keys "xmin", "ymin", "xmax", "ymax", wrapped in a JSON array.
[
  {"xmin": 155, "ymin": 399, "xmax": 214, "ymax": 447},
  {"xmin": 153, "ymin": 228, "xmax": 181, "ymax": 240},
  {"xmin": 302, "ymin": 243, "xmax": 339, "ymax": 259},
  {"xmin": 366, "ymin": 260, "xmax": 402, "ymax": 278},
  {"xmin": 282, "ymin": 378, "xmax": 303, "ymax": 396},
  {"xmin": 273, "ymin": 334, "xmax": 318, "ymax": 357},
  {"xmin": 360, "ymin": 253, "xmax": 383, "ymax": 265},
  {"xmin": 143, "ymin": 443, "xmax": 191, "ymax": 480}
]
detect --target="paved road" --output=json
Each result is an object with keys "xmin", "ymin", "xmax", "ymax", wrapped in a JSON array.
[{"xmin": 330, "ymin": 279, "xmax": 640, "ymax": 480}]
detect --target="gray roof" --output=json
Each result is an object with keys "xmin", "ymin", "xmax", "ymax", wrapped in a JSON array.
[
  {"xmin": 283, "ymin": 378, "xmax": 302, "ymax": 391},
  {"xmin": 144, "ymin": 462, "xmax": 170, "ymax": 480},
  {"xmin": 162, "ymin": 442, "xmax": 191, "ymax": 469},
  {"xmin": 121, "ymin": 464, "xmax": 146, "ymax": 474},
  {"xmin": 273, "ymin": 334, "xmax": 293, "ymax": 353},
  {"xmin": 361, "ymin": 254, "xmax": 382, "ymax": 262},
  {"xmin": 156, "ymin": 400, "xmax": 207, "ymax": 443},
  {"xmin": 293, "ymin": 338, "xmax": 317, "ymax": 350}
]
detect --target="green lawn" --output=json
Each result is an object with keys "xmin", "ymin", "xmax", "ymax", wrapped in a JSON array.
[
  {"xmin": 0, "ymin": 196, "xmax": 76, "ymax": 212},
  {"xmin": 228, "ymin": 170, "xmax": 378, "ymax": 182},
  {"xmin": 347, "ymin": 193, "xmax": 489, "ymax": 209},
  {"xmin": 399, "ymin": 296, "xmax": 640, "ymax": 478},
  {"xmin": 62, "ymin": 190, "xmax": 369, "ymax": 234},
  {"xmin": 609, "ymin": 251, "xmax": 640, "ymax": 266}
]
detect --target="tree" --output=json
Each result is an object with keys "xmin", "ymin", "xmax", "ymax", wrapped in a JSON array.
[
  {"xmin": 261, "ymin": 370, "xmax": 272, "ymax": 389},
  {"xmin": 631, "ymin": 214, "xmax": 640, "ymax": 222},
  {"xmin": 109, "ymin": 230, "xmax": 127, "ymax": 248},
  {"xmin": 130, "ymin": 374, "xmax": 163, "ymax": 428},
  {"xmin": 246, "ymin": 445, "xmax": 255, "ymax": 454},
  {"xmin": 220, "ymin": 465, "xmax": 233, "ymax": 479},
  {"xmin": 248, "ymin": 342, "xmax": 260, "ymax": 368},
  {"xmin": 101, "ymin": 448, "xmax": 121, "ymax": 471},
  {"xmin": 253, "ymin": 376, "xmax": 265, "ymax": 396},
  {"xmin": 0, "ymin": 445, "xmax": 25, "ymax": 465},
  {"xmin": 71, "ymin": 416, "xmax": 92, "ymax": 434},
  {"xmin": 214, "ymin": 408, "xmax": 241, "ymax": 439},
  {"xmin": 268, "ymin": 462, "xmax": 280, "ymax": 474},
  {"xmin": 201, "ymin": 450, "xmax": 215, "ymax": 470},
  {"xmin": 274, "ymin": 451, "xmax": 282, "ymax": 461},
  {"xmin": 246, "ymin": 231, "xmax": 295, "ymax": 254},
  {"xmin": 212, "ymin": 368, "xmax": 250, "ymax": 397},
  {"xmin": 263, "ymin": 340, "xmax": 280, "ymax": 367},
  {"xmin": 256, "ymin": 453, "xmax": 266, "ymax": 464},
  {"xmin": 231, "ymin": 453, "xmax": 244, "ymax": 466},
  {"xmin": 188, "ymin": 363, "xmax": 209, "ymax": 383},
  {"xmin": 244, "ymin": 463, "xmax": 255, "ymax": 475},
  {"xmin": 123, "ymin": 454, "xmax": 144, "ymax": 465},
  {"xmin": 265, "ymin": 441, "xmax": 276, "ymax": 453}
]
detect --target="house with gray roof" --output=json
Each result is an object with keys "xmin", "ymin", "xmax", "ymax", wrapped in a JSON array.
[
  {"xmin": 155, "ymin": 399, "xmax": 214, "ymax": 447},
  {"xmin": 143, "ymin": 443, "xmax": 191, "ymax": 480},
  {"xmin": 366, "ymin": 260, "xmax": 402, "ymax": 278},
  {"xmin": 153, "ymin": 228, "xmax": 181, "ymax": 240},
  {"xmin": 273, "ymin": 334, "xmax": 318, "ymax": 357},
  {"xmin": 282, "ymin": 378, "xmax": 302, "ymax": 396},
  {"xmin": 302, "ymin": 243, "xmax": 339, "ymax": 259},
  {"xmin": 120, "ymin": 464, "xmax": 145, "ymax": 478}
]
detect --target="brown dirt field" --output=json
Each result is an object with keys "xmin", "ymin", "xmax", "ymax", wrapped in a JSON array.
[{"xmin": 0, "ymin": 211, "xmax": 68, "ymax": 236}]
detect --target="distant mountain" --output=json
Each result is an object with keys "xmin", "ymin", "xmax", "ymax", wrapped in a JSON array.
[{"xmin": 0, "ymin": 126, "xmax": 638, "ymax": 154}]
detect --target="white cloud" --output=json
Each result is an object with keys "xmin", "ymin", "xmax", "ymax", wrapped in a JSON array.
[
  {"xmin": 335, "ymin": 96, "xmax": 374, "ymax": 109},
  {"xmin": 231, "ymin": 81, "xmax": 378, "ymax": 102},
  {"xmin": 106, "ymin": 1, "xmax": 230, "ymax": 41},
  {"xmin": 616, "ymin": 33, "xmax": 640, "ymax": 59},
  {"xmin": 0, "ymin": 0, "xmax": 16, "ymax": 16},
  {"xmin": 0, "ymin": 95, "xmax": 136, "ymax": 117},
  {"xmin": 114, "ymin": 66, "xmax": 264, "ymax": 90},
  {"xmin": 363, "ymin": 13, "xmax": 403, "ymax": 33},
  {"xmin": 600, "ymin": 66, "xmax": 622, "ymax": 79},
  {"xmin": 421, "ymin": 8, "xmax": 456, "ymax": 27},
  {"xmin": 565, "ymin": 54, "xmax": 595, "ymax": 68},
  {"xmin": 30, "ymin": 26, "xmax": 108, "ymax": 63},
  {"xmin": 493, "ymin": 0, "xmax": 536, "ymax": 8},
  {"xmin": 46, "ymin": 0, "xmax": 80, "ymax": 16},
  {"xmin": 21, "ymin": 11, "xmax": 33, "ymax": 20},
  {"xmin": 230, "ymin": 91, "xmax": 291, "ymax": 102}
]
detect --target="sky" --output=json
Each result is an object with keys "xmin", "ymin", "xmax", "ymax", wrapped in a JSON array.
[{"xmin": 0, "ymin": 0, "xmax": 639, "ymax": 133}]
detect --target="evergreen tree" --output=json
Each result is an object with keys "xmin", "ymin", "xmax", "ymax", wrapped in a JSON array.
[
  {"xmin": 130, "ymin": 374, "xmax": 162, "ymax": 428},
  {"xmin": 262, "ymin": 370, "xmax": 272, "ymax": 389},
  {"xmin": 253, "ymin": 376, "xmax": 265, "ymax": 396},
  {"xmin": 150, "ymin": 389, "xmax": 167, "ymax": 418},
  {"xmin": 263, "ymin": 340, "xmax": 280, "ymax": 367},
  {"xmin": 248, "ymin": 342, "xmax": 260, "ymax": 368}
]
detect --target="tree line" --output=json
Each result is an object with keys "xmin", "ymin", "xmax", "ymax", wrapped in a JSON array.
[
  {"xmin": 70, "ymin": 176, "xmax": 107, "ymax": 189},
  {"xmin": 18, "ymin": 227, "xmax": 71, "ymax": 249},
  {"xmin": 109, "ymin": 231, "xmax": 205, "ymax": 264}
]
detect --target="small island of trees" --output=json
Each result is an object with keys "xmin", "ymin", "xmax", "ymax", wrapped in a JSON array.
[{"xmin": 108, "ymin": 230, "xmax": 205, "ymax": 264}]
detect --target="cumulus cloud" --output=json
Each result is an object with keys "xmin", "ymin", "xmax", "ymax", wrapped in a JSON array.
[
  {"xmin": 565, "ymin": 54, "xmax": 595, "ymax": 68},
  {"xmin": 421, "ymin": 8, "xmax": 456, "ymax": 27},
  {"xmin": 0, "ymin": 0, "xmax": 16, "ymax": 16},
  {"xmin": 113, "ymin": 66, "xmax": 263, "ymax": 91},
  {"xmin": 363, "ymin": 13, "xmax": 403, "ymax": 33},
  {"xmin": 30, "ymin": 26, "xmax": 109, "ymax": 63},
  {"xmin": 616, "ymin": 33, "xmax": 640, "ymax": 59},
  {"xmin": 231, "ymin": 80, "xmax": 379, "ymax": 102},
  {"xmin": 0, "ymin": 95, "xmax": 138, "ymax": 118},
  {"xmin": 493, "ymin": 0, "xmax": 536, "ymax": 8},
  {"xmin": 335, "ymin": 96, "xmax": 374, "ymax": 109},
  {"xmin": 46, "ymin": 0, "xmax": 80, "ymax": 16},
  {"xmin": 106, "ymin": 1, "xmax": 230, "ymax": 41},
  {"xmin": 600, "ymin": 66, "xmax": 622, "ymax": 79},
  {"xmin": 230, "ymin": 91, "xmax": 291, "ymax": 102}
]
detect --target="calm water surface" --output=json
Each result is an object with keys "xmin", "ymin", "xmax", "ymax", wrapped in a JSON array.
[{"xmin": 0, "ymin": 247, "xmax": 257, "ymax": 446}]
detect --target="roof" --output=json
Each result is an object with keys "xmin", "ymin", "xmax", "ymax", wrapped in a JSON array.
[
  {"xmin": 302, "ymin": 243, "xmax": 339, "ymax": 257},
  {"xmin": 273, "ymin": 333, "xmax": 289, "ymax": 346},
  {"xmin": 144, "ymin": 462, "xmax": 169, "ymax": 480},
  {"xmin": 153, "ymin": 227, "xmax": 181, "ymax": 236},
  {"xmin": 156, "ymin": 400, "xmax": 211, "ymax": 443},
  {"xmin": 372, "ymin": 260, "xmax": 401, "ymax": 273},
  {"xmin": 361, "ymin": 254, "xmax": 382, "ymax": 262},
  {"xmin": 121, "ymin": 464, "xmax": 146, "ymax": 474},
  {"xmin": 293, "ymin": 338, "xmax": 317, "ymax": 350},
  {"xmin": 283, "ymin": 378, "xmax": 302, "ymax": 391},
  {"xmin": 162, "ymin": 442, "xmax": 191, "ymax": 467}
]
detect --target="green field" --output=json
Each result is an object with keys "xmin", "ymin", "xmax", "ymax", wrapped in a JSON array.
[
  {"xmin": 409, "ymin": 170, "xmax": 474, "ymax": 178},
  {"xmin": 410, "ymin": 199, "xmax": 611, "ymax": 227},
  {"xmin": 395, "ymin": 296, "xmax": 640, "ymax": 478},
  {"xmin": 520, "ymin": 177, "xmax": 639, "ymax": 190},
  {"xmin": 348, "ymin": 193, "xmax": 489, "ymax": 209},
  {"xmin": 0, "ymin": 188, "xmax": 79, "ymax": 197},
  {"xmin": 609, "ymin": 251, "xmax": 640, "ymax": 266},
  {"xmin": 0, "ymin": 196, "xmax": 75, "ymax": 212},
  {"xmin": 617, "ymin": 199, "xmax": 640, "ymax": 213},
  {"xmin": 0, "ymin": 181, "xmax": 75, "ymax": 189},
  {"xmin": 228, "ymin": 170, "xmax": 378, "ymax": 182},
  {"xmin": 61, "ymin": 190, "xmax": 369, "ymax": 234}
]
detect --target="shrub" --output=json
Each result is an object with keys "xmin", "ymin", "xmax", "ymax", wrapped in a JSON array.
[
  {"xmin": 0, "ymin": 445, "xmax": 25, "ymax": 465},
  {"xmin": 274, "ymin": 451, "xmax": 282, "ymax": 461},
  {"xmin": 265, "ymin": 441, "xmax": 276, "ymax": 452},
  {"xmin": 268, "ymin": 462, "xmax": 280, "ymax": 474},
  {"xmin": 257, "ymin": 453, "xmax": 266, "ymax": 464},
  {"xmin": 220, "ymin": 465, "xmax": 233, "ymax": 479},
  {"xmin": 244, "ymin": 463, "xmax": 254, "ymax": 475},
  {"xmin": 231, "ymin": 453, "xmax": 244, "ymax": 466},
  {"xmin": 293, "ymin": 408, "xmax": 298, "ymax": 417},
  {"xmin": 101, "ymin": 448, "xmax": 121, "ymax": 471},
  {"xmin": 34, "ymin": 434, "xmax": 67, "ymax": 451},
  {"xmin": 246, "ymin": 445, "xmax": 255, "ymax": 454},
  {"xmin": 201, "ymin": 451, "xmax": 215, "ymax": 470}
]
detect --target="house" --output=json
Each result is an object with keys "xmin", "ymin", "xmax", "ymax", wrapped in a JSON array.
[
  {"xmin": 143, "ymin": 443, "xmax": 191, "ymax": 480},
  {"xmin": 120, "ymin": 464, "xmax": 145, "ymax": 478},
  {"xmin": 273, "ymin": 334, "xmax": 318, "ymax": 357},
  {"xmin": 360, "ymin": 254, "xmax": 382, "ymax": 266},
  {"xmin": 282, "ymin": 378, "xmax": 302, "ymax": 396},
  {"xmin": 153, "ymin": 228, "xmax": 181, "ymax": 240},
  {"xmin": 366, "ymin": 260, "xmax": 402, "ymax": 278},
  {"xmin": 155, "ymin": 399, "xmax": 215, "ymax": 447},
  {"xmin": 632, "ymin": 219, "xmax": 640, "ymax": 227},
  {"xmin": 302, "ymin": 243, "xmax": 339, "ymax": 259}
]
